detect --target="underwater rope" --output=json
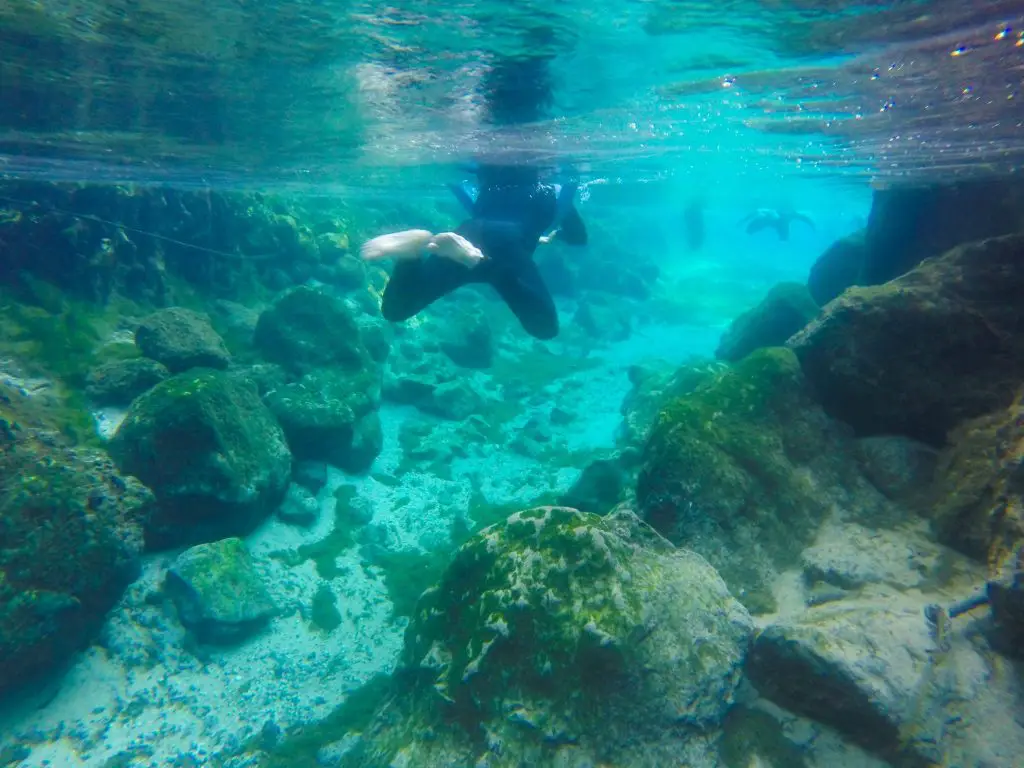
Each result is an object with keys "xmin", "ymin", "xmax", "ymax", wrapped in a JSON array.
[{"xmin": 0, "ymin": 194, "xmax": 280, "ymax": 261}]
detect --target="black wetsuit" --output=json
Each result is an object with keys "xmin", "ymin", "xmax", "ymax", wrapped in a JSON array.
[{"xmin": 380, "ymin": 169, "xmax": 586, "ymax": 340}]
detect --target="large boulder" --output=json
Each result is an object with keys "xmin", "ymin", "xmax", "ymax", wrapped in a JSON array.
[
  {"xmin": 747, "ymin": 595, "xmax": 1024, "ymax": 767},
  {"xmin": 253, "ymin": 286, "xmax": 369, "ymax": 375},
  {"xmin": 135, "ymin": 307, "xmax": 231, "ymax": 373},
  {"xmin": 854, "ymin": 435, "xmax": 938, "ymax": 506},
  {"xmin": 85, "ymin": 357, "xmax": 170, "ymax": 406},
  {"xmin": 264, "ymin": 367, "xmax": 382, "ymax": 474},
  {"xmin": 927, "ymin": 391, "xmax": 1024, "ymax": 563},
  {"xmin": 862, "ymin": 179, "xmax": 1024, "ymax": 286},
  {"xmin": 109, "ymin": 369, "xmax": 292, "ymax": 549},
  {"xmin": 334, "ymin": 507, "xmax": 753, "ymax": 767},
  {"xmin": 789, "ymin": 234, "xmax": 1024, "ymax": 446},
  {"xmin": 807, "ymin": 229, "xmax": 867, "ymax": 305},
  {"xmin": 0, "ymin": 384, "xmax": 153, "ymax": 693},
  {"xmin": 715, "ymin": 282, "xmax": 819, "ymax": 363},
  {"xmin": 636, "ymin": 348, "xmax": 884, "ymax": 614},
  {"xmin": 616, "ymin": 360, "xmax": 719, "ymax": 450}
]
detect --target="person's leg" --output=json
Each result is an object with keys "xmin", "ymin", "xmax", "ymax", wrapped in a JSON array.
[
  {"xmin": 489, "ymin": 260, "xmax": 559, "ymax": 340},
  {"xmin": 360, "ymin": 229, "xmax": 434, "ymax": 261},
  {"xmin": 380, "ymin": 256, "xmax": 475, "ymax": 322},
  {"xmin": 453, "ymin": 217, "xmax": 558, "ymax": 339}
]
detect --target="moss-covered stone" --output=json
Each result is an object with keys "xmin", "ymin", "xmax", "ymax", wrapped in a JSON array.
[
  {"xmin": 0, "ymin": 383, "xmax": 153, "ymax": 693},
  {"xmin": 0, "ymin": 279, "xmax": 148, "ymax": 443},
  {"xmin": 715, "ymin": 282, "xmax": 819, "ymax": 363},
  {"xmin": 338, "ymin": 507, "xmax": 752, "ymax": 767},
  {"xmin": 927, "ymin": 390, "xmax": 1024, "ymax": 568},
  {"xmin": 807, "ymin": 229, "xmax": 866, "ymax": 306},
  {"xmin": 637, "ymin": 348, "xmax": 855, "ymax": 613},
  {"xmin": 135, "ymin": 307, "xmax": 231, "ymax": 373},
  {"xmin": 253, "ymin": 286, "xmax": 368, "ymax": 375},
  {"xmin": 109, "ymin": 369, "xmax": 292, "ymax": 549},
  {"xmin": 85, "ymin": 357, "xmax": 170, "ymax": 406},
  {"xmin": 165, "ymin": 537, "xmax": 276, "ymax": 644},
  {"xmin": 264, "ymin": 367, "xmax": 381, "ymax": 474},
  {"xmin": 276, "ymin": 482, "xmax": 320, "ymax": 527},
  {"xmin": 790, "ymin": 233, "xmax": 1024, "ymax": 446},
  {"xmin": 617, "ymin": 359, "xmax": 722, "ymax": 450}
]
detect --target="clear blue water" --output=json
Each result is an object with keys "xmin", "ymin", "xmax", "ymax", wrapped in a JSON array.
[
  {"xmin": 2, "ymin": 2, "xmax": 1024, "ymax": 766},
  {"xmin": 3, "ymin": 0, "xmax": 1023, "ymax": 189}
]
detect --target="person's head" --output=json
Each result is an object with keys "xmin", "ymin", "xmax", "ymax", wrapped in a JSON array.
[{"xmin": 480, "ymin": 55, "xmax": 554, "ymax": 126}]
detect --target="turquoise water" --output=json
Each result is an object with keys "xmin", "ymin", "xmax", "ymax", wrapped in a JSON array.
[
  {"xmin": 4, "ymin": 0, "xmax": 1023, "ymax": 186},
  {"xmin": 2, "ymin": 2, "xmax": 1024, "ymax": 767}
]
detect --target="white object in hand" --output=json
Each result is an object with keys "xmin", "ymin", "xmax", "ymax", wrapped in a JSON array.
[
  {"xmin": 426, "ymin": 232, "xmax": 485, "ymax": 268},
  {"xmin": 359, "ymin": 229, "xmax": 434, "ymax": 262}
]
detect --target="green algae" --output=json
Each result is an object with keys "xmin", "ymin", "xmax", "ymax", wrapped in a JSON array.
[
  {"xmin": 638, "ymin": 347, "xmax": 834, "ymax": 615},
  {"xmin": 269, "ymin": 486, "xmax": 368, "ymax": 579},
  {"xmin": 362, "ymin": 486, "xmax": 566, "ymax": 621},
  {"xmin": 258, "ymin": 673, "xmax": 394, "ymax": 768},
  {"xmin": 0, "ymin": 279, "xmax": 148, "ymax": 445},
  {"xmin": 404, "ymin": 507, "xmax": 648, "ymax": 722},
  {"xmin": 721, "ymin": 706, "xmax": 810, "ymax": 768},
  {"xmin": 361, "ymin": 548, "xmax": 447, "ymax": 619},
  {"xmin": 311, "ymin": 584, "xmax": 343, "ymax": 633}
]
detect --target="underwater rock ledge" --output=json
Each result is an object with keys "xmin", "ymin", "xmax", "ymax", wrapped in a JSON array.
[{"xmin": 791, "ymin": 233, "xmax": 1024, "ymax": 446}]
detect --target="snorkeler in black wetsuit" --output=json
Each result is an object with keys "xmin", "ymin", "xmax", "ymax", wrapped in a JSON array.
[
  {"xmin": 368, "ymin": 51, "xmax": 589, "ymax": 340},
  {"xmin": 379, "ymin": 164, "xmax": 587, "ymax": 340}
]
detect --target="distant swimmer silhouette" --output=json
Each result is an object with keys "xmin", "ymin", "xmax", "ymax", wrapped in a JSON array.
[
  {"xmin": 739, "ymin": 208, "xmax": 815, "ymax": 241},
  {"xmin": 360, "ymin": 164, "xmax": 587, "ymax": 340}
]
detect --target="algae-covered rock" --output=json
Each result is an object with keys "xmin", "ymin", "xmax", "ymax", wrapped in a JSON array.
[
  {"xmin": 747, "ymin": 596, "xmax": 1024, "ymax": 767},
  {"xmin": 109, "ymin": 369, "xmax": 292, "ymax": 549},
  {"xmin": 928, "ymin": 391, "xmax": 1024, "ymax": 564},
  {"xmin": 807, "ymin": 229, "xmax": 866, "ymax": 306},
  {"xmin": 264, "ymin": 367, "xmax": 382, "ymax": 473},
  {"xmin": 343, "ymin": 507, "xmax": 753, "ymax": 767},
  {"xmin": 789, "ymin": 233, "xmax": 1024, "ymax": 446},
  {"xmin": 253, "ymin": 286, "xmax": 369, "ymax": 375},
  {"xmin": 135, "ymin": 307, "xmax": 231, "ymax": 373},
  {"xmin": 855, "ymin": 435, "xmax": 937, "ymax": 505},
  {"xmin": 616, "ymin": 359, "xmax": 721, "ymax": 449},
  {"xmin": 165, "ymin": 537, "xmax": 276, "ymax": 644},
  {"xmin": 636, "ymin": 348, "xmax": 858, "ymax": 613},
  {"xmin": 85, "ymin": 357, "xmax": 170, "ymax": 406},
  {"xmin": 715, "ymin": 282, "xmax": 819, "ymax": 363},
  {"xmin": 424, "ymin": 379, "xmax": 486, "ymax": 421},
  {"xmin": 0, "ymin": 384, "xmax": 153, "ymax": 693}
]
